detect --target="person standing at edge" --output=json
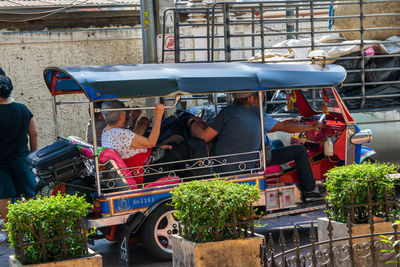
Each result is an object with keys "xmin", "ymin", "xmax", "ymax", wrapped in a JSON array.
[{"xmin": 0, "ymin": 72, "xmax": 38, "ymax": 224}]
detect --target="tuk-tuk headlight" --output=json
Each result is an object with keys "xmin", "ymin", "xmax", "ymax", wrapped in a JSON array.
[{"xmin": 350, "ymin": 129, "xmax": 372, "ymax": 145}]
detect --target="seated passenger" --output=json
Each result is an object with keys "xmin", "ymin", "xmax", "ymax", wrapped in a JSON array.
[
  {"xmin": 101, "ymin": 100, "xmax": 168, "ymax": 183},
  {"xmin": 190, "ymin": 92, "xmax": 323, "ymax": 201},
  {"xmin": 189, "ymin": 92, "xmax": 263, "ymax": 174},
  {"xmin": 87, "ymin": 101, "xmax": 145, "ymax": 147}
]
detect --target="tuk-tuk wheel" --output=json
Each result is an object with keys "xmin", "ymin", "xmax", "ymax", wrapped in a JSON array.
[{"xmin": 140, "ymin": 202, "xmax": 178, "ymax": 261}]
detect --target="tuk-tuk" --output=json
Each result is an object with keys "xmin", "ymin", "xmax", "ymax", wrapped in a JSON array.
[{"xmin": 35, "ymin": 62, "xmax": 372, "ymax": 263}]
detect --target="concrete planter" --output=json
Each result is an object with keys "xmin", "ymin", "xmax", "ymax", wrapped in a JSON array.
[
  {"xmin": 318, "ymin": 217, "xmax": 395, "ymax": 267},
  {"xmin": 172, "ymin": 234, "xmax": 264, "ymax": 267},
  {"xmin": 9, "ymin": 248, "xmax": 102, "ymax": 267}
]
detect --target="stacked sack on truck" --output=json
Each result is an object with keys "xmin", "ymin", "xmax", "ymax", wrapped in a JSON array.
[{"xmin": 248, "ymin": 34, "xmax": 400, "ymax": 110}]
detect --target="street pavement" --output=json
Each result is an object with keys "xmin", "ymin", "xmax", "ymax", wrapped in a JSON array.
[{"xmin": 0, "ymin": 209, "xmax": 324, "ymax": 266}]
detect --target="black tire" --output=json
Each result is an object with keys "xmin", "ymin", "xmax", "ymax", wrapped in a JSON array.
[{"xmin": 140, "ymin": 202, "xmax": 178, "ymax": 261}]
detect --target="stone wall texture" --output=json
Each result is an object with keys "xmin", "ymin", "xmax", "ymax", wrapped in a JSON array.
[{"xmin": 0, "ymin": 28, "xmax": 143, "ymax": 148}]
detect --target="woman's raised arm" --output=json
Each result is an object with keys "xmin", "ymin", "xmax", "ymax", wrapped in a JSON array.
[{"xmin": 130, "ymin": 104, "xmax": 165, "ymax": 149}]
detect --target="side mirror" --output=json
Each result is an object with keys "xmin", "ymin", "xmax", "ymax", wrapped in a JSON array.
[{"xmin": 350, "ymin": 129, "xmax": 372, "ymax": 145}]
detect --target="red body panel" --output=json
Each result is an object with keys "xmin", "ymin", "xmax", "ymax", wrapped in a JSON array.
[
  {"xmin": 271, "ymin": 151, "xmax": 335, "ymax": 184},
  {"xmin": 265, "ymin": 88, "xmax": 353, "ymax": 186}
]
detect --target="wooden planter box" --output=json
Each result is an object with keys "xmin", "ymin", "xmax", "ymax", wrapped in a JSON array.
[
  {"xmin": 172, "ymin": 234, "xmax": 264, "ymax": 267},
  {"xmin": 318, "ymin": 217, "xmax": 395, "ymax": 267},
  {"xmin": 9, "ymin": 248, "xmax": 102, "ymax": 267}
]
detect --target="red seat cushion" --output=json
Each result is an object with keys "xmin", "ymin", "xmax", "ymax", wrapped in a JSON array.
[
  {"xmin": 99, "ymin": 148, "xmax": 138, "ymax": 189},
  {"xmin": 265, "ymin": 164, "xmax": 281, "ymax": 175},
  {"xmin": 123, "ymin": 149, "xmax": 153, "ymax": 184},
  {"xmin": 144, "ymin": 176, "xmax": 181, "ymax": 188}
]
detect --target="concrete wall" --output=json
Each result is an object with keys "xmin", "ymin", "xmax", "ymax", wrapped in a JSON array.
[{"xmin": 0, "ymin": 28, "xmax": 143, "ymax": 148}]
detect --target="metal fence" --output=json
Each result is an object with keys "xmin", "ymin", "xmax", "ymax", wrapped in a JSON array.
[
  {"xmin": 178, "ymin": 205, "xmax": 256, "ymax": 243},
  {"xmin": 260, "ymin": 188, "xmax": 400, "ymax": 266},
  {"xmin": 14, "ymin": 217, "xmax": 88, "ymax": 264},
  {"xmin": 161, "ymin": 0, "xmax": 400, "ymax": 111}
]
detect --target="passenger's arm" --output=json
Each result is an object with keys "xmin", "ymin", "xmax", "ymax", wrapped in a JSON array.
[
  {"xmin": 125, "ymin": 109, "xmax": 142, "ymax": 129},
  {"xmin": 133, "ymin": 117, "xmax": 150, "ymax": 135},
  {"xmin": 130, "ymin": 104, "xmax": 164, "ymax": 149},
  {"xmin": 191, "ymin": 122, "xmax": 219, "ymax": 143},
  {"xmin": 28, "ymin": 118, "xmax": 38, "ymax": 151},
  {"xmin": 269, "ymin": 118, "xmax": 321, "ymax": 133}
]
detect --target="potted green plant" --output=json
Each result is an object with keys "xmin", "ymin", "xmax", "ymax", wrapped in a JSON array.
[
  {"xmin": 318, "ymin": 162, "xmax": 398, "ymax": 267},
  {"xmin": 171, "ymin": 179, "xmax": 264, "ymax": 267},
  {"xmin": 6, "ymin": 194, "xmax": 102, "ymax": 266}
]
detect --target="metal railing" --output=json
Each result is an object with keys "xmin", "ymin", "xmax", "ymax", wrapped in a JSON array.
[
  {"xmin": 161, "ymin": 0, "xmax": 400, "ymax": 111},
  {"xmin": 260, "ymin": 187, "xmax": 400, "ymax": 266},
  {"xmin": 98, "ymin": 150, "xmax": 263, "ymax": 194}
]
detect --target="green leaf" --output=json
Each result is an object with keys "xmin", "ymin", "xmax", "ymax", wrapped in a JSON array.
[
  {"xmin": 171, "ymin": 179, "xmax": 261, "ymax": 243},
  {"xmin": 325, "ymin": 163, "xmax": 396, "ymax": 223},
  {"xmin": 5, "ymin": 194, "xmax": 92, "ymax": 264},
  {"xmin": 380, "ymin": 235, "xmax": 390, "ymax": 240}
]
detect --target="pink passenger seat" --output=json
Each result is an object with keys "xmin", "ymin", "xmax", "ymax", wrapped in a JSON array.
[
  {"xmin": 99, "ymin": 148, "xmax": 139, "ymax": 189},
  {"xmin": 264, "ymin": 164, "xmax": 282, "ymax": 175},
  {"xmin": 68, "ymin": 136, "xmax": 180, "ymax": 189},
  {"xmin": 99, "ymin": 149, "xmax": 180, "ymax": 189}
]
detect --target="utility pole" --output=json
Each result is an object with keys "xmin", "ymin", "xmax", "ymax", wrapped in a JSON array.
[
  {"xmin": 140, "ymin": 0, "xmax": 157, "ymax": 63},
  {"xmin": 140, "ymin": 0, "xmax": 174, "ymax": 109},
  {"xmin": 140, "ymin": 0, "xmax": 174, "ymax": 64},
  {"xmin": 285, "ymin": 0, "xmax": 295, "ymax": 39}
]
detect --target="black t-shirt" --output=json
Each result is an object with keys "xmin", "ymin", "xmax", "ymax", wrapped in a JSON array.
[
  {"xmin": 0, "ymin": 102, "xmax": 33, "ymax": 164},
  {"xmin": 209, "ymin": 105, "xmax": 262, "ymax": 173}
]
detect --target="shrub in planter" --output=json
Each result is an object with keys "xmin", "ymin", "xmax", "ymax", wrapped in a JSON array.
[
  {"xmin": 325, "ymin": 162, "xmax": 397, "ymax": 224},
  {"xmin": 171, "ymin": 179, "xmax": 261, "ymax": 242},
  {"xmin": 6, "ymin": 194, "xmax": 93, "ymax": 265}
]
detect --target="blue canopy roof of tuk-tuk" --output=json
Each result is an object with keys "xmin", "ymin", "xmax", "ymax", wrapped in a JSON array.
[{"xmin": 43, "ymin": 62, "xmax": 346, "ymax": 101}]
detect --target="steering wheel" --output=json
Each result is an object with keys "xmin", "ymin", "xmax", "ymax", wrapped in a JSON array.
[{"xmin": 296, "ymin": 113, "xmax": 327, "ymax": 140}]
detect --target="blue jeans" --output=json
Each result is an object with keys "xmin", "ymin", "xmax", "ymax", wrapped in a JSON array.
[{"xmin": 270, "ymin": 145, "xmax": 315, "ymax": 192}]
